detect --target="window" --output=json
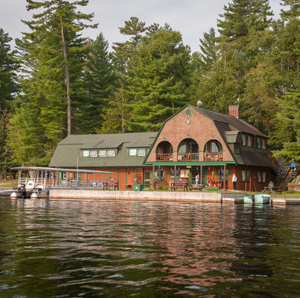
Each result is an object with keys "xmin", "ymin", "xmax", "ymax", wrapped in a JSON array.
[
  {"xmin": 90, "ymin": 150, "xmax": 97, "ymax": 157},
  {"xmin": 257, "ymin": 137, "xmax": 267, "ymax": 150},
  {"xmin": 217, "ymin": 169, "xmax": 230, "ymax": 182},
  {"xmin": 169, "ymin": 168, "xmax": 180, "ymax": 180},
  {"xmin": 180, "ymin": 169, "xmax": 189, "ymax": 178},
  {"xmin": 82, "ymin": 150, "xmax": 89, "ymax": 157},
  {"xmin": 138, "ymin": 149, "xmax": 146, "ymax": 156},
  {"xmin": 234, "ymin": 144, "xmax": 240, "ymax": 154},
  {"xmin": 257, "ymin": 171, "xmax": 266, "ymax": 183},
  {"xmin": 257, "ymin": 137, "xmax": 261, "ymax": 148},
  {"xmin": 241, "ymin": 134, "xmax": 253, "ymax": 147},
  {"xmin": 178, "ymin": 143, "xmax": 187, "ymax": 153},
  {"xmin": 241, "ymin": 170, "xmax": 251, "ymax": 182},
  {"xmin": 99, "ymin": 150, "xmax": 107, "ymax": 157},
  {"xmin": 107, "ymin": 150, "xmax": 115, "ymax": 157},
  {"xmin": 242, "ymin": 134, "xmax": 246, "ymax": 146},
  {"xmin": 247, "ymin": 135, "xmax": 252, "ymax": 147},
  {"xmin": 129, "ymin": 149, "xmax": 137, "ymax": 156},
  {"xmin": 211, "ymin": 141, "xmax": 220, "ymax": 153},
  {"xmin": 128, "ymin": 148, "xmax": 148, "ymax": 156},
  {"xmin": 205, "ymin": 140, "xmax": 222, "ymax": 153}
]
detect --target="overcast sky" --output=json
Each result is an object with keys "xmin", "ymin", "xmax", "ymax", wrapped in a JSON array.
[{"xmin": 0, "ymin": 0, "xmax": 282, "ymax": 53}]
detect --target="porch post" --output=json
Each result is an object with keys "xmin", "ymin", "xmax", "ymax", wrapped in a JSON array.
[
  {"xmin": 200, "ymin": 165, "xmax": 203, "ymax": 186},
  {"xmin": 152, "ymin": 165, "xmax": 155, "ymax": 188},
  {"xmin": 224, "ymin": 165, "xmax": 226, "ymax": 190}
]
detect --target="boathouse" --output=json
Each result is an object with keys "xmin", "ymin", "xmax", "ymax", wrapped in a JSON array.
[{"xmin": 49, "ymin": 104, "xmax": 277, "ymax": 191}]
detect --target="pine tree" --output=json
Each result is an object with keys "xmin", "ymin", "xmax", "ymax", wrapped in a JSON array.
[
  {"xmin": 0, "ymin": 28, "xmax": 18, "ymax": 111},
  {"xmin": 80, "ymin": 33, "xmax": 116, "ymax": 133},
  {"xmin": 100, "ymin": 17, "xmax": 148, "ymax": 134},
  {"xmin": 125, "ymin": 25, "xmax": 192, "ymax": 131},
  {"xmin": 7, "ymin": 0, "xmax": 96, "ymax": 166},
  {"xmin": 24, "ymin": 0, "xmax": 97, "ymax": 136},
  {"xmin": 273, "ymin": 89, "xmax": 300, "ymax": 162},
  {"xmin": 280, "ymin": 0, "xmax": 300, "ymax": 20},
  {"xmin": 194, "ymin": 0, "xmax": 273, "ymax": 115},
  {"xmin": 0, "ymin": 29, "xmax": 19, "ymax": 176},
  {"xmin": 194, "ymin": 27, "xmax": 218, "ymax": 75}
]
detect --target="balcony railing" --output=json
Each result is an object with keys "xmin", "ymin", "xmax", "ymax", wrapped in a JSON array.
[
  {"xmin": 156, "ymin": 153, "xmax": 173, "ymax": 161},
  {"xmin": 177, "ymin": 153, "xmax": 199, "ymax": 161},
  {"xmin": 203, "ymin": 152, "xmax": 223, "ymax": 161}
]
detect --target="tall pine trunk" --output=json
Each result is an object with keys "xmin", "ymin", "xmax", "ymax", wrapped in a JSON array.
[{"xmin": 60, "ymin": 17, "xmax": 71, "ymax": 136}]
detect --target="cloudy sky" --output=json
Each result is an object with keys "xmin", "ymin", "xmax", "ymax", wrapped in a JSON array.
[{"xmin": 0, "ymin": 0, "xmax": 282, "ymax": 53}]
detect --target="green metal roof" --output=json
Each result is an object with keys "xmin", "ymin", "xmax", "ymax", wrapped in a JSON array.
[{"xmin": 50, "ymin": 132, "xmax": 157, "ymax": 168}]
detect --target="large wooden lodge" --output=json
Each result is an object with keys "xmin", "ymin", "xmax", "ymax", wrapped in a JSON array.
[{"xmin": 49, "ymin": 104, "xmax": 277, "ymax": 191}]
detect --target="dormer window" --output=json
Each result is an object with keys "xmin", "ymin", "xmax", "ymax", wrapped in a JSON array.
[
  {"xmin": 99, "ymin": 150, "xmax": 107, "ymax": 157},
  {"xmin": 241, "ymin": 133, "xmax": 253, "ymax": 147},
  {"xmin": 128, "ymin": 148, "xmax": 148, "ymax": 156},
  {"xmin": 107, "ymin": 150, "xmax": 116, "ymax": 157},
  {"xmin": 81, "ymin": 149, "xmax": 117, "ymax": 158},
  {"xmin": 129, "ymin": 149, "xmax": 137, "ymax": 156},
  {"xmin": 257, "ymin": 137, "xmax": 267, "ymax": 150},
  {"xmin": 90, "ymin": 150, "xmax": 97, "ymax": 157},
  {"xmin": 82, "ymin": 150, "xmax": 89, "ymax": 157}
]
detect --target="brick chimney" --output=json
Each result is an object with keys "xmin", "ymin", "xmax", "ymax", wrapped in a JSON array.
[{"xmin": 229, "ymin": 105, "xmax": 241, "ymax": 119}]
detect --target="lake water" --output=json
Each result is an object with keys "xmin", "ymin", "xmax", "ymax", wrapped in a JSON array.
[{"xmin": 1, "ymin": 198, "xmax": 300, "ymax": 298}]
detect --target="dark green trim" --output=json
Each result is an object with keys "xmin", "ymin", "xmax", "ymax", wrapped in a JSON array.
[
  {"xmin": 146, "ymin": 161, "xmax": 235, "ymax": 166},
  {"xmin": 143, "ymin": 105, "xmax": 190, "ymax": 164},
  {"xmin": 127, "ymin": 146, "xmax": 150, "ymax": 149},
  {"xmin": 81, "ymin": 147, "xmax": 118, "ymax": 150}
]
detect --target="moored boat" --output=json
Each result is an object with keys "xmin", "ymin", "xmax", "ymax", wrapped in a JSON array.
[{"xmin": 243, "ymin": 194, "xmax": 270, "ymax": 204}]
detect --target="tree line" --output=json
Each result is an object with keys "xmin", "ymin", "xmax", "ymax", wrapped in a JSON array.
[{"xmin": 0, "ymin": 0, "xmax": 299, "ymax": 177}]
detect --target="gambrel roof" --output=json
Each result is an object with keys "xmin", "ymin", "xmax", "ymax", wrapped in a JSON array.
[{"xmin": 50, "ymin": 105, "xmax": 276, "ymax": 169}]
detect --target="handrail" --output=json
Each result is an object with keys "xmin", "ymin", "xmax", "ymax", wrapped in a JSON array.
[
  {"xmin": 203, "ymin": 152, "xmax": 223, "ymax": 161},
  {"xmin": 178, "ymin": 153, "xmax": 199, "ymax": 161},
  {"xmin": 156, "ymin": 153, "xmax": 173, "ymax": 161}
]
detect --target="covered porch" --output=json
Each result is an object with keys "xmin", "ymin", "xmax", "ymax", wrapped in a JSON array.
[{"xmin": 150, "ymin": 161, "xmax": 235, "ymax": 190}]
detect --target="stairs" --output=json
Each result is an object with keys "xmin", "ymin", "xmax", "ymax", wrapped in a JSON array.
[{"xmin": 276, "ymin": 164, "xmax": 300, "ymax": 191}]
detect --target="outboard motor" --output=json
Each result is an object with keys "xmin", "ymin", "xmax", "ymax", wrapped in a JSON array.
[{"xmin": 18, "ymin": 184, "xmax": 26, "ymax": 199}]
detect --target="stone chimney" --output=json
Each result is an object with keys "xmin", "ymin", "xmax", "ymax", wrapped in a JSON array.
[{"xmin": 229, "ymin": 105, "xmax": 241, "ymax": 119}]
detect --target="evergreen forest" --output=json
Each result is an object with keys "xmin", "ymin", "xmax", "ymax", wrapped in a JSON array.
[{"xmin": 1, "ymin": 0, "xmax": 300, "ymax": 177}]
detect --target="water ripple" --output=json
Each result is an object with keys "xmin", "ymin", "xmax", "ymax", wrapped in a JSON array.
[{"xmin": 1, "ymin": 199, "xmax": 300, "ymax": 297}]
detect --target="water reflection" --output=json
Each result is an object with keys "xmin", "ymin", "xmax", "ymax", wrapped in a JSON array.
[{"xmin": 1, "ymin": 199, "xmax": 300, "ymax": 297}]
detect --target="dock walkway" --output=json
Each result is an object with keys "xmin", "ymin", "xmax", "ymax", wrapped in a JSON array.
[{"xmin": 49, "ymin": 189, "xmax": 298, "ymax": 205}]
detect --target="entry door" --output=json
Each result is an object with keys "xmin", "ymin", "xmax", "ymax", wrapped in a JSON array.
[{"xmin": 144, "ymin": 171, "xmax": 151, "ymax": 189}]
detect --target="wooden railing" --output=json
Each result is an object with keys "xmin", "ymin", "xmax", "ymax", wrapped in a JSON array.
[
  {"xmin": 156, "ymin": 153, "xmax": 173, "ymax": 161},
  {"xmin": 177, "ymin": 153, "xmax": 199, "ymax": 161},
  {"xmin": 203, "ymin": 152, "xmax": 223, "ymax": 161}
]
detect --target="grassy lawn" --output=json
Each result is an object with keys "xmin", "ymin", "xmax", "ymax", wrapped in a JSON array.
[{"xmin": 0, "ymin": 180, "xmax": 18, "ymax": 188}]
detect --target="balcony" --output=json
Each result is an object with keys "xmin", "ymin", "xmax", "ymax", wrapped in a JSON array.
[
  {"xmin": 203, "ymin": 152, "xmax": 223, "ymax": 161},
  {"xmin": 156, "ymin": 153, "xmax": 173, "ymax": 161},
  {"xmin": 178, "ymin": 153, "xmax": 199, "ymax": 161}
]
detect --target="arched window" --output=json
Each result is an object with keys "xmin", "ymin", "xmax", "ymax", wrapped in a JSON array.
[
  {"xmin": 204, "ymin": 140, "xmax": 222, "ymax": 153},
  {"xmin": 177, "ymin": 139, "xmax": 199, "ymax": 161},
  {"xmin": 204, "ymin": 140, "xmax": 223, "ymax": 161},
  {"xmin": 156, "ymin": 141, "xmax": 173, "ymax": 161}
]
